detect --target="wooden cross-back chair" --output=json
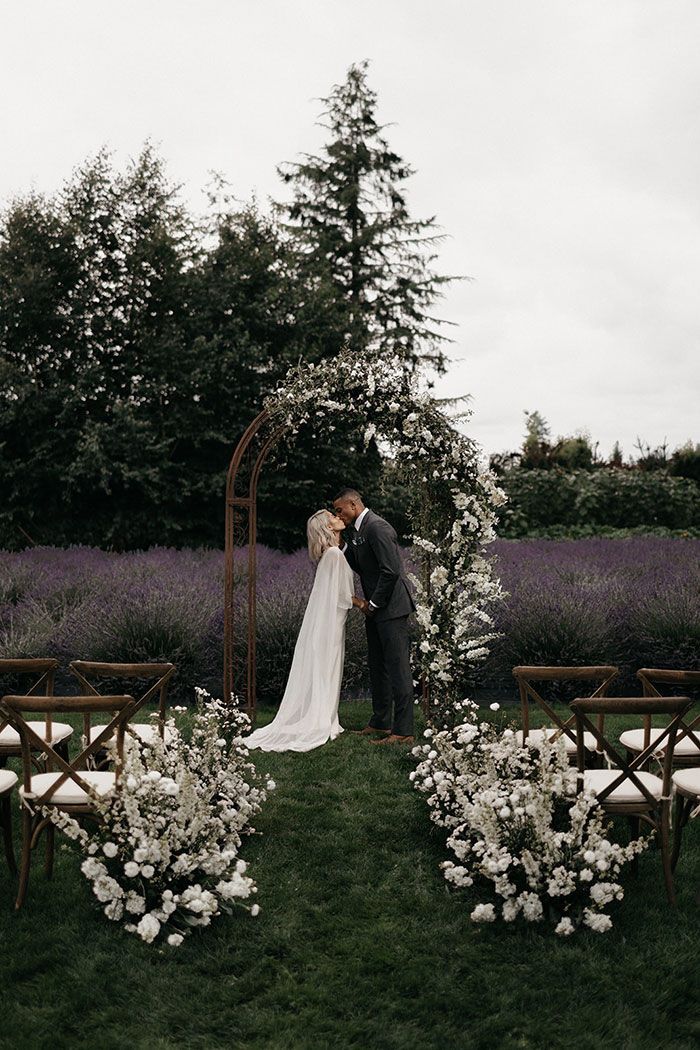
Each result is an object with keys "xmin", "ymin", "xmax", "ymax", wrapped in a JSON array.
[
  {"xmin": 570, "ymin": 694, "xmax": 693, "ymax": 905},
  {"xmin": 619, "ymin": 668, "xmax": 700, "ymax": 767},
  {"xmin": 68, "ymin": 661, "xmax": 176, "ymax": 760},
  {"xmin": 0, "ymin": 658, "xmax": 73, "ymax": 767},
  {"xmin": 512, "ymin": 665, "xmax": 619, "ymax": 759},
  {"xmin": 0, "ymin": 692, "xmax": 136, "ymax": 909}
]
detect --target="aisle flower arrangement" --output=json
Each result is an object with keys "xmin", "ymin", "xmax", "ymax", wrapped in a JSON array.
[
  {"xmin": 43, "ymin": 688, "xmax": 274, "ymax": 946},
  {"xmin": 410, "ymin": 701, "xmax": 649, "ymax": 934}
]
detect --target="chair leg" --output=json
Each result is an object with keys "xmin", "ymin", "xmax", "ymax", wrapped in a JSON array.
[
  {"xmin": 1, "ymin": 795, "xmax": 16, "ymax": 875},
  {"xmin": 44, "ymin": 821, "xmax": 55, "ymax": 879},
  {"xmin": 671, "ymin": 796, "xmax": 691, "ymax": 873},
  {"xmin": 15, "ymin": 807, "xmax": 34, "ymax": 910},
  {"xmin": 659, "ymin": 803, "xmax": 676, "ymax": 906}
]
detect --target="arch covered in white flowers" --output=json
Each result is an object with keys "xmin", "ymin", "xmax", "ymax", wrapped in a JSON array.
[{"xmin": 224, "ymin": 352, "xmax": 504, "ymax": 721}]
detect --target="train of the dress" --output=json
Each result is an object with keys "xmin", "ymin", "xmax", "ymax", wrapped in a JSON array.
[{"xmin": 245, "ymin": 546, "xmax": 354, "ymax": 753}]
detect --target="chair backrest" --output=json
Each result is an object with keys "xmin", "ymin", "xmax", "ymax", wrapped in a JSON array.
[
  {"xmin": 512, "ymin": 665, "xmax": 619, "ymax": 748},
  {"xmin": 0, "ymin": 694, "xmax": 136, "ymax": 806},
  {"xmin": 68, "ymin": 661, "xmax": 175, "ymax": 741},
  {"xmin": 570, "ymin": 695, "xmax": 694, "ymax": 807},
  {"xmin": 636, "ymin": 668, "xmax": 700, "ymax": 750},
  {"xmin": 0, "ymin": 658, "xmax": 58, "ymax": 745}
]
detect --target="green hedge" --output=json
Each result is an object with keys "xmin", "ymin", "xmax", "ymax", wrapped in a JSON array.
[{"xmin": 497, "ymin": 469, "xmax": 700, "ymax": 537}]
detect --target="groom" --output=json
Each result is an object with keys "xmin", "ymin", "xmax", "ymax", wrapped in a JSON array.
[{"xmin": 333, "ymin": 488, "xmax": 416, "ymax": 745}]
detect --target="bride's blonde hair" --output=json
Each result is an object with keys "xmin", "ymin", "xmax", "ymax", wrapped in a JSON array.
[{"xmin": 307, "ymin": 509, "xmax": 335, "ymax": 563}]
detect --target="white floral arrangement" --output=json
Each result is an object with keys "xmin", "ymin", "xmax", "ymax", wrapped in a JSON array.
[
  {"xmin": 265, "ymin": 351, "xmax": 506, "ymax": 714},
  {"xmin": 410, "ymin": 701, "xmax": 649, "ymax": 934},
  {"xmin": 42, "ymin": 688, "xmax": 274, "ymax": 947}
]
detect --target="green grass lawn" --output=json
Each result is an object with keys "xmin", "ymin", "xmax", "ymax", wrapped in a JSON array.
[{"xmin": 0, "ymin": 701, "xmax": 699, "ymax": 1050}]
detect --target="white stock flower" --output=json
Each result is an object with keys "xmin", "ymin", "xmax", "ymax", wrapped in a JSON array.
[
  {"xmin": 104, "ymin": 900, "xmax": 124, "ymax": 922},
  {"xmin": 125, "ymin": 893, "xmax": 147, "ymax": 915},
  {"xmin": 81, "ymin": 857, "xmax": 105, "ymax": 880}
]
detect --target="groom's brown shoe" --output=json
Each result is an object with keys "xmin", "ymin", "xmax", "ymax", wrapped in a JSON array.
[
  {"xmin": 370, "ymin": 734, "xmax": 415, "ymax": 746},
  {"xmin": 352, "ymin": 726, "xmax": 391, "ymax": 736}
]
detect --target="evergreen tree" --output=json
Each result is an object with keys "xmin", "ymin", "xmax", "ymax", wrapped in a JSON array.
[
  {"xmin": 277, "ymin": 60, "xmax": 456, "ymax": 373},
  {"xmin": 0, "ymin": 146, "xmax": 195, "ymax": 549},
  {"xmin": 609, "ymin": 441, "xmax": 624, "ymax": 468},
  {"xmin": 181, "ymin": 197, "xmax": 349, "ymax": 550}
]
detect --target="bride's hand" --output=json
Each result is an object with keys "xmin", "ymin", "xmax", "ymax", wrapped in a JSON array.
[{"xmin": 352, "ymin": 596, "xmax": 370, "ymax": 613}]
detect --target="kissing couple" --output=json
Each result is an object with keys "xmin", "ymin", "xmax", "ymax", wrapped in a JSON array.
[{"xmin": 245, "ymin": 488, "xmax": 416, "ymax": 753}]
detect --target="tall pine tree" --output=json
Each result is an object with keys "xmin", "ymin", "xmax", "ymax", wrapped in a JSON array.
[{"xmin": 278, "ymin": 60, "xmax": 456, "ymax": 373}]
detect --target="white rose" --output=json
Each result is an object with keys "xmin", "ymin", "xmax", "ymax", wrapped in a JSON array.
[
  {"xmin": 102, "ymin": 842, "xmax": 118, "ymax": 859},
  {"xmin": 136, "ymin": 913, "xmax": 161, "ymax": 944},
  {"xmin": 124, "ymin": 862, "xmax": 140, "ymax": 878},
  {"xmin": 470, "ymin": 903, "xmax": 496, "ymax": 923},
  {"xmin": 167, "ymin": 933, "xmax": 184, "ymax": 947}
]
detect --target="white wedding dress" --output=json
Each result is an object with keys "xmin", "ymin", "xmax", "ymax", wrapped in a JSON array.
[{"xmin": 245, "ymin": 545, "xmax": 354, "ymax": 752}]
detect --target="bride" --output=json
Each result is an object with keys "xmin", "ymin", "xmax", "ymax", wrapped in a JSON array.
[{"xmin": 245, "ymin": 509, "xmax": 362, "ymax": 752}]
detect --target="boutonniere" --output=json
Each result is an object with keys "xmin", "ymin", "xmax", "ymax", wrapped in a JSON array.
[{"xmin": 352, "ymin": 534, "xmax": 365, "ymax": 547}]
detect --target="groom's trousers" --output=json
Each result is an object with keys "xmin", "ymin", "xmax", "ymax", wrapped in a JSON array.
[{"xmin": 366, "ymin": 614, "xmax": 414, "ymax": 736}]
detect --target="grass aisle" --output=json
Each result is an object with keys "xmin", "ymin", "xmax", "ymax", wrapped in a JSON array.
[{"xmin": 1, "ymin": 702, "xmax": 699, "ymax": 1049}]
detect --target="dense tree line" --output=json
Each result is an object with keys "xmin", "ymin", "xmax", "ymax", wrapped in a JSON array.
[
  {"xmin": 489, "ymin": 412, "xmax": 700, "ymax": 537},
  {"xmin": 0, "ymin": 63, "xmax": 453, "ymax": 551},
  {"xmin": 491, "ymin": 410, "xmax": 700, "ymax": 479}
]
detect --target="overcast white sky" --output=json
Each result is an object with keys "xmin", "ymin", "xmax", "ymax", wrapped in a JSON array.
[{"xmin": 1, "ymin": 0, "xmax": 698, "ymax": 458}]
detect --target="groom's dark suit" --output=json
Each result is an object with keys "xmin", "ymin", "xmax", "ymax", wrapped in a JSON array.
[{"xmin": 343, "ymin": 510, "xmax": 416, "ymax": 736}]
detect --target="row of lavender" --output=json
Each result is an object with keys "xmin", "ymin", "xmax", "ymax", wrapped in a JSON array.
[{"xmin": 0, "ymin": 538, "xmax": 697, "ymax": 700}]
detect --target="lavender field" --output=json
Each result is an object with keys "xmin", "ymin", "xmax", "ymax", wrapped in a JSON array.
[{"xmin": 0, "ymin": 538, "xmax": 697, "ymax": 701}]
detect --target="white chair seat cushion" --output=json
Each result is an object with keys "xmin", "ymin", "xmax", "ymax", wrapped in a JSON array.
[
  {"xmin": 620, "ymin": 727, "xmax": 700, "ymax": 757},
  {"xmin": 0, "ymin": 721, "xmax": 74, "ymax": 748},
  {"xmin": 672, "ymin": 768, "xmax": 700, "ymax": 798},
  {"xmin": 0, "ymin": 769, "xmax": 18, "ymax": 794},
  {"xmin": 583, "ymin": 768, "xmax": 663, "ymax": 804},
  {"xmin": 89, "ymin": 723, "xmax": 175, "ymax": 746},
  {"xmin": 514, "ymin": 728, "xmax": 597, "ymax": 753},
  {"xmin": 19, "ymin": 770, "xmax": 115, "ymax": 805}
]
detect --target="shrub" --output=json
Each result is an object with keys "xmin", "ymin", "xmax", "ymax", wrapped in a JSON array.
[
  {"xmin": 498, "ymin": 469, "xmax": 700, "ymax": 536},
  {"xmin": 483, "ymin": 537, "xmax": 700, "ymax": 691},
  {"xmin": 1, "ymin": 539, "xmax": 698, "ymax": 703}
]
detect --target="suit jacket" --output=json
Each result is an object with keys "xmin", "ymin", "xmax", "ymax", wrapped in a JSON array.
[{"xmin": 343, "ymin": 510, "xmax": 416, "ymax": 622}]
